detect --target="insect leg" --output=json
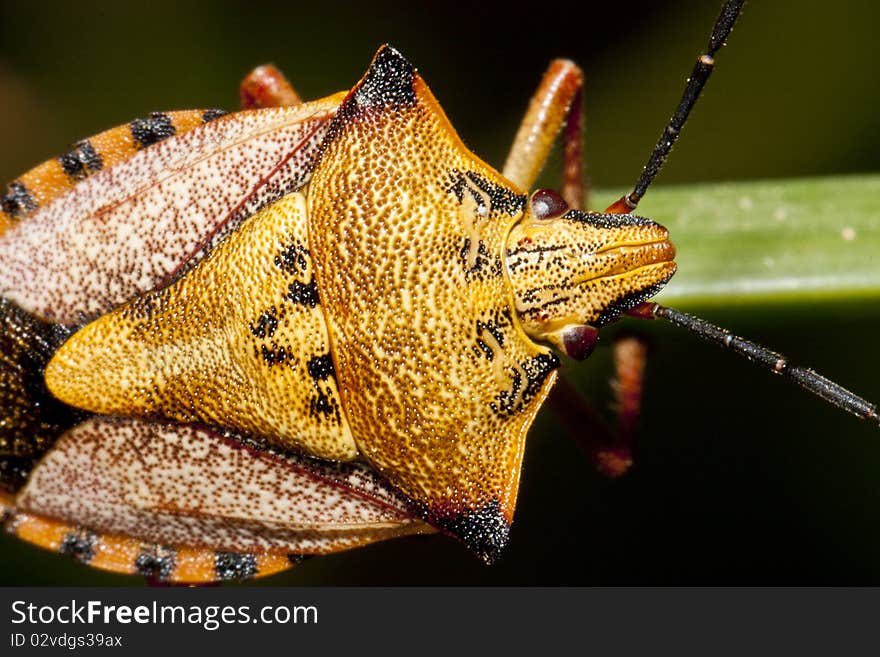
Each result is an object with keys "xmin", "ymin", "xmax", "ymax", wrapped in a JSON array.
[
  {"xmin": 548, "ymin": 378, "xmax": 622, "ymax": 476},
  {"xmin": 502, "ymin": 59, "xmax": 585, "ymax": 209},
  {"xmin": 650, "ymin": 303, "xmax": 880, "ymax": 426},
  {"xmin": 548, "ymin": 334, "xmax": 649, "ymax": 478},
  {"xmin": 610, "ymin": 333, "xmax": 648, "ymax": 461},
  {"xmin": 605, "ymin": 0, "xmax": 746, "ymax": 213},
  {"xmin": 240, "ymin": 64, "xmax": 302, "ymax": 109}
]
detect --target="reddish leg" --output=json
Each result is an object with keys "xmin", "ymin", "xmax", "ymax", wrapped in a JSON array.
[
  {"xmin": 549, "ymin": 334, "xmax": 648, "ymax": 478},
  {"xmin": 548, "ymin": 377, "xmax": 616, "ymax": 474},
  {"xmin": 502, "ymin": 60, "xmax": 586, "ymax": 209},
  {"xmin": 240, "ymin": 64, "xmax": 302, "ymax": 109},
  {"xmin": 607, "ymin": 334, "xmax": 648, "ymax": 474}
]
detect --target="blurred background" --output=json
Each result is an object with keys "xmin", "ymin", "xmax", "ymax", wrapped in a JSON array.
[{"xmin": 1, "ymin": 0, "xmax": 880, "ymax": 585}]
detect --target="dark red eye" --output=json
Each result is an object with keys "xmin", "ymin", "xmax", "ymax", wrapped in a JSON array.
[
  {"xmin": 530, "ymin": 189, "xmax": 568, "ymax": 219},
  {"xmin": 562, "ymin": 325, "xmax": 599, "ymax": 361}
]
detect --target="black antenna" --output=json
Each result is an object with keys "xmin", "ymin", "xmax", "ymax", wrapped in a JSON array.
[
  {"xmin": 648, "ymin": 304, "xmax": 880, "ymax": 426},
  {"xmin": 608, "ymin": 0, "xmax": 746, "ymax": 214}
]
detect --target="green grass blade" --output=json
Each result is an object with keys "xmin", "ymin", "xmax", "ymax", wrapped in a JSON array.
[{"xmin": 595, "ymin": 175, "xmax": 880, "ymax": 308}]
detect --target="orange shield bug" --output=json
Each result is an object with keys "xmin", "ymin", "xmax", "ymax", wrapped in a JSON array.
[{"xmin": 1, "ymin": 0, "xmax": 877, "ymax": 583}]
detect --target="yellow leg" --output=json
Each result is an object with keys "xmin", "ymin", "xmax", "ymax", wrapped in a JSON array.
[
  {"xmin": 502, "ymin": 60, "xmax": 585, "ymax": 209},
  {"xmin": 239, "ymin": 64, "xmax": 302, "ymax": 109}
]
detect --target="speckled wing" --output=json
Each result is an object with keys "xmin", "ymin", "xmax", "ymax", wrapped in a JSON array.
[
  {"xmin": 4, "ymin": 509, "xmax": 299, "ymax": 583},
  {"xmin": 46, "ymin": 193, "xmax": 357, "ymax": 461},
  {"xmin": 0, "ymin": 109, "xmax": 221, "ymax": 237},
  {"xmin": 308, "ymin": 46, "xmax": 559, "ymax": 561},
  {"xmin": 0, "ymin": 95, "xmax": 344, "ymax": 325},
  {"xmin": 15, "ymin": 417, "xmax": 432, "ymax": 557}
]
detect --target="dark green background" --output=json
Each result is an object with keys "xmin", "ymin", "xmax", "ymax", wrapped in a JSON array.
[{"xmin": 1, "ymin": 0, "xmax": 879, "ymax": 584}]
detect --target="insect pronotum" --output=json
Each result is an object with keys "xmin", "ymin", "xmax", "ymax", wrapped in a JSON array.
[{"xmin": 0, "ymin": 0, "xmax": 877, "ymax": 583}]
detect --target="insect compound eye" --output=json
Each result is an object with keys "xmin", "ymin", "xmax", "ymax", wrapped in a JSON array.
[
  {"xmin": 562, "ymin": 325, "xmax": 599, "ymax": 361},
  {"xmin": 530, "ymin": 189, "xmax": 569, "ymax": 220}
]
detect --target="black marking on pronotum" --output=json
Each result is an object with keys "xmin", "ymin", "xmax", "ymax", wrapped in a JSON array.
[
  {"xmin": 130, "ymin": 112, "xmax": 176, "ymax": 149},
  {"xmin": 477, "ymin": 319, "xmax": 506, "ymax": 348},
  {"xmin": 201, "ymin": 108, "xmax": 229, "ymax": 123},
  {"xmin": 446, "ymin": 170, "xmax": 526, "ymax": 217},
  {"xmin": 274, "ymin": 240, "xmax": 309, "ymax": 276},
  {"xmin": 306, "ymin": 353, "xmax": 335, "ymax": 382},
  {"xmin": 424, "ymin": 499, "xmax": 509, "ymax": 565},
  {"xmin": 59, "ymin": 140, "xmax": 103, "ymax": 180},
  {"xmin": 474, "ymin": 338, "xmax": 495, "ymax": 361},
  {"xmin": 249, "ymin": 307, "xmax": 278, "ymax": 340},
  {"xmin": 351, "ymin": 45, "xmax": 416, "ymax": 111},
  {"xmin": 59, "ymin": 531, "xmax": 98, "ymax": 564},
  {"xmin": 471, "ymin": 310, "xmax": 514, "ymax": 361},
  {"xmin": 458, "ymin": 239, "xmax": 503, "ymax": 281},
  {"xmin": 286, "ymin": 279, "xmax": 319, "ymax": 307},
  {"xmin": 522, "ymin": 352, "xmax": 560, "ymax": 399},
  {"xmin": 464, "ymin": 171, "xmax": 526, "ymax": 216},
  {"xmin": 1, "ymin": 181, "xmax": 38, "ymax": 218},
  {"xmin": 472, "ymin": 317, "xmax": 507, "ymax": 361},
  {"xmin": 326, "ymin": 46, "xmax": 416, "ymax": 145},
  {"xmin": 135, "ymin": 546, "xmax": 177, "ymax": 581},
  {"xmin": 215, "ymin": 552, "xmax": 258, "ymax": 581},
  {"xmin": 491, "ymin": 352, "xmax": 560, "ymax": 417},
  {"xmin": 594, "ymin": 279, "xmax": 673, "ymax": 328},
  {"xmin": 492, "ymin": 368, "xmax": 523, "ymax": 416},
  {"xmin": 447, "ymin": 171, "xmax": 483, "ymax": 207}
]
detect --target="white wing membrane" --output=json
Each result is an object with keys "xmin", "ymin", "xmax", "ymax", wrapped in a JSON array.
[
  {"xmin": 16, "ymin": 417, "xmax": 433, "ymax": 555},
  {"xmin": 0, "ymin": 96, "xmax": 342, "ymax": 325}
]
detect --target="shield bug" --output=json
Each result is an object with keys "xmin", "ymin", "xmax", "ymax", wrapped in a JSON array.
[{"xmin": 1, "ymin": 0, "xmax": 878, "ymax": 584}]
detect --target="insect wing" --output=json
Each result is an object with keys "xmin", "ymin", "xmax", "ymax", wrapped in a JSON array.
[
  {"xmin": 0, "ymin": 109, "xmax": 221, "ymax": 235},
  {"xmin": 0, "ymin": 94, "xmax": 344, "ymax": 325},
  {"xmin": 9, "ymin": 416, "xmax": 431, "ymax": 580}
]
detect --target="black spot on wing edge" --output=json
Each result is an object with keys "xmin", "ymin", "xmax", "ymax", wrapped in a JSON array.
[
  {"xmin": 201, "ymin": 108, "xmax": 229, "ymax": 123},
  {"xmin": 59, "ymin": 531, "xmax": 98, "ymax": 564},
  {"xmin": 215, "ymin": 552, "xmax": 258, "ymax": 581},
  {"xmin": 59, "ymin": 140, "xmax": 103, "ymax": 180},
  {"xmin": 2, "ymin": 181, "xmax": 38, "ymax": 218},
  {"xmin": 130, "ymin": 112, "xmax": 176, "ymax": 149},
  {"xmin": 135, "ymin": 546, "xmax": 177, "ymax": 581}
]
